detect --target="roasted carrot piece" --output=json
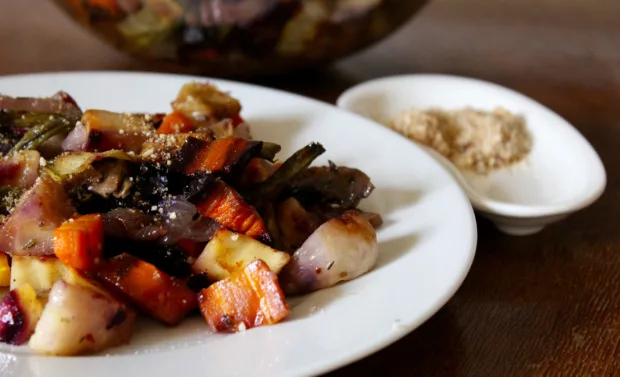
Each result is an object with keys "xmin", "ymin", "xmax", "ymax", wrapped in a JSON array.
[
  {"xmin": 195, "ymin": 181, "xmax": 270, "ymax": 243},
  {"xmin": 198, "ymin": 260, "xmax": 289, "ymax": 332},
  {"xmin": 53, "ymin": 214, "xmax": 104, "ymax": 272},
  {"xmin": 157, "ymin": 111, "xmax": 194, "ymax": 135},
  {"xmin": 94, "ymin": 254, "xmax": 197, "ymax": 326},
  {"xmin": 184, "ymin": 137, "xmax": 261, "ymax": 175}
]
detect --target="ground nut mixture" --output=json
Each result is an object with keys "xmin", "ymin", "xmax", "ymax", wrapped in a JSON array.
[{"xmin": 390, "ymin": 107, "xmax": 532, "ymax": 174}]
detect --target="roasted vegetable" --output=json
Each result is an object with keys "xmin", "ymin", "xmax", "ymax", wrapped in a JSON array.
[
  {"xmin": 0, "ymin": 284, "xmax": 43, "ymax": 345},
  {"xmin": 198, "ymin": 260, "xmax": 289, "ymax": 333},
  {"xmin": 239, "ymin": 158, "xmax": 277, "ymax": 186},
  {"xmin": 29, "ymin": 280, "xmax": 135, "ymax": 356},
  {"xmin": 279, "ymin": 211, "xmax": 378, "ymax": 295},
  {"xmin": 195, "ymin": 180, "xmax": 270, "ymax": 243},
  {"xmin": 157, "ymin": 111, "xmax": 194, "ymax": 134},
  {"xmin": 140, "ymin": 132, "xmax": 212, "ymax": 163},
  {"xmin": 10, "ymin": 256, "xmax": 64, "ymax": 295},
  {"xmin": 95, "ymin": 254, "xmax": 196, "ymax": 326},
  {"xmin": 172, "ymin": 82, "xmax": 242, "ymax": 121},
  {"xmin": 276, "ymin": 197, "xmax": 319, "ymax": 251},
  {"xmin": 0, "ymin": 174, "xmax": 76, "ymax": 256},
  {"xmin": 158, "ymin": 197, "xmax": 222, "ymax": 245},
  {"xmin": 59, "ymin": 265, "xmax": 114, "ymax": 299},
  {"xmin": 183, "ymin": 137, "xmax": 262, "ymax": 176},
  {"xmin": 200, "ymin": 0, "xmax": 277, "ymax": 27},
  {"xmin": 289, "ymin": 162, "xmax": 375, "ymax": 209},
  {"xmin": 50, "ymin": 150, "xmax": 135, "ymax": 178},
  {"xmin": 0, "ymin": 150, "xmax": 40, "ymax": 188},
  {"xmin": 62, "ymin": 110, "xmax": 163, "ymax": 153},
  {"xmin": 0, "ymin": 91, "xmax": 81, "ymax": 118},
  {"xmin": 54, "ymin": 214, "xmax": 104, "ymax": 272},
  {"xmin": 0, "ymin": 252, "xmax": 10, "ymax": 286},
  {"xmin": 8, "ymin": 114, "xmax": 76, "ymax": 155},
  {"xmin": 259, "ymin": 142, "xmax": 281, "ymax": 162},
  {"xmin": 249, "ymin": 142, "xmax": 325, "ymax": 201},
  {"xmin": 192, "ymin": 229, "xmax": 290, "ymax": 281},
  {"xmin": 104, "ymin": 238, "xmax": 192, "ymax": 278}
]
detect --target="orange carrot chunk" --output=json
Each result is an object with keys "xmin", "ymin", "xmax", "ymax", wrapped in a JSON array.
[
  {"xmin": 53, "ymin": 214, "xmax": 104, "ymax": 272},
  {"xmin": 157, "ymin": 111, "xmax": 194, "ymax": 135},
  {"xmin": 198, "ymin": 260, "xmax": 289, "ymax": 332},
  {"xmin": 94, "ymin": 254, "xmax": 197, "ymax": 326},
  {"xmin": 195, "ymin": 181, "xmax": 270, "ymax": 243},
  {"xmin": 184, "ymin": 137, "xmax": 260, "ymax": 175}
]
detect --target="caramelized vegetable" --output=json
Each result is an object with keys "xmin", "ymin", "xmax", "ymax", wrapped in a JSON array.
[
  {"xmin": 54, "ymin": 214, "xmax": 104, "ymax": 272},
  {"xmin": 140, "ymin": 132, "xmax": 213, "ymax": 163},
  {"xmin": 0, "ymin": 174, "xmax": 76, "ymax": 256},
  {"xmin": 0, "ymin": 252, "xmax": 9, "ymax": 287},
  {"xmin": 184, "ymin": 137, "xmax": 262, "ymax": 175},
  {"xmin": 0, "ymin": 284, "xmax": 43, "ymax": 345},
  {"xmin": 157, "ymin": 111, "xmax": 194, "ymax": 135},
  {"xmin": 192, "ymin": 229, "xmax": 290, "ymax": 281},
  {"xmin": 0, "ymin": 151, "xmax": 40, "ymax": 189},
  {"xmin": 62, "ymin": 110, "xmax": 163, "ymax": 153},
  {"xmin": 250, "ymin": 142, "xmax": 325, "ymax": 201},
  {"xmin": 239, "ymin": 158, "xmax": 277, "ymax": 186},
  {"xmin": 29, "ymin": 280, "xmax": 135, "ymax": 356},
  {"xmin": 290, "ymin": 162, "xmax": 375, "ymax": 209},
  {"xmin": 50, "ymin": 150, "xmax": 135, "ymax": 177},
  {"xmin": 172, "ymin": 82, "xmax": 241, "ymax": 120},
  {"xmin": 10, "ymin": 256, "xmax": 63, "ymax": 295},
  {"xmin": 0, "ymin": 91, "xmax": 81, "ymax": 118},
  {"xmin": 279, "ymin": 211, "xmax": 378, "ymax": 295},
  {"xmin": 9, "ymin": 115, "xmax": 76, "ymax": 155},
  {"xmin": 95, "ymin": 254, "xmax": 196, "ymax": 326},
  {"xmin": 198, "ymin": 260, "xmax": 289, "ymax": 333},
  {"xmin": 195, "ymin": 180, "xmax": 270, "ymax": 243}
]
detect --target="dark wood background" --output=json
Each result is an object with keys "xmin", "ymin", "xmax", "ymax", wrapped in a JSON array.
[{"xmin": 1, "ymin": 0, "xmax": 620, "ymax": 375}]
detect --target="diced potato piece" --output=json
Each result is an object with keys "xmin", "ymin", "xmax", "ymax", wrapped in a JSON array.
[
  {"xmin": 0, "ymin": 253, "xmax": 10, "ymax": 287},
  {"xmin": 198, "ymin": 260, "xmax": 289, "ymax": 333},
  {"xmin": 192, "ymin": 229, "xmax": 290, "ymax": 282},
  {"xmin": 0, "ymin": 284, "xmax": 43, "ymax": 345},
  {"xmin": 29, "ymin": 280, "xmax": 135, "ymax": 356},
  {"xmin": 10, "ymin": 256, "xmax": 63, "ymax": 295}
]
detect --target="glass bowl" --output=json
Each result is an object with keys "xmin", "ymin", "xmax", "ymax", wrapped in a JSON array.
[{"xmin": 52, "ymin": 0, "xmax": 429, "ymax": 77}]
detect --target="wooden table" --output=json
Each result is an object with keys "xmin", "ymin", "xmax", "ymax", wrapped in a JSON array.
[{"xmin": 2, "ymin": 0, "xmax": 620, "ymax": 375}]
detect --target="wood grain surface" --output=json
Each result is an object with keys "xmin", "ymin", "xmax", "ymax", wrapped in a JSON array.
[{"xmin": 1, "ymin": 0, "xmax": 620, "ymax": 375}]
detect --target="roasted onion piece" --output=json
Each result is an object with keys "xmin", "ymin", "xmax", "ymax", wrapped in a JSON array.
[{"xmin": 279, "ymin": 211, "xmax": 378, "ymax": 295}]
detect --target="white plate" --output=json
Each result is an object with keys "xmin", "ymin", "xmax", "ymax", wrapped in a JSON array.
[
  {"xmin": 0, "ymin": 72, "xmax": 477, "ymax": 377},
  {"xmin": 336, "ymin": 74, "xmax": 606, "ymax": 236}
]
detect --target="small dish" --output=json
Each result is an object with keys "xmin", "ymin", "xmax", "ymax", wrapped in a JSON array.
[{"xmin": 337, "ymin": 74, "xmax": 606, "ymax": 235}]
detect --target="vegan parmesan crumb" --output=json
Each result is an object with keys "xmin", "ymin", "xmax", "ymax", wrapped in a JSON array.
[{"xmin": 390, "ymin": 107, "xmax": 532, "ymax": 174}]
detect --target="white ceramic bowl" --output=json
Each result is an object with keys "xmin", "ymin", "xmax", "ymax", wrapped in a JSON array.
[{"xmin": 337, "ymin": 74, "xmax": 606, "ymax": 235}]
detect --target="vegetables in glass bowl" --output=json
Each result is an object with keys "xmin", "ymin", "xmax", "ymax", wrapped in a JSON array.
[{"xmin": 51, "ymin": 0, "xmax": 429, "ymax": 76}]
